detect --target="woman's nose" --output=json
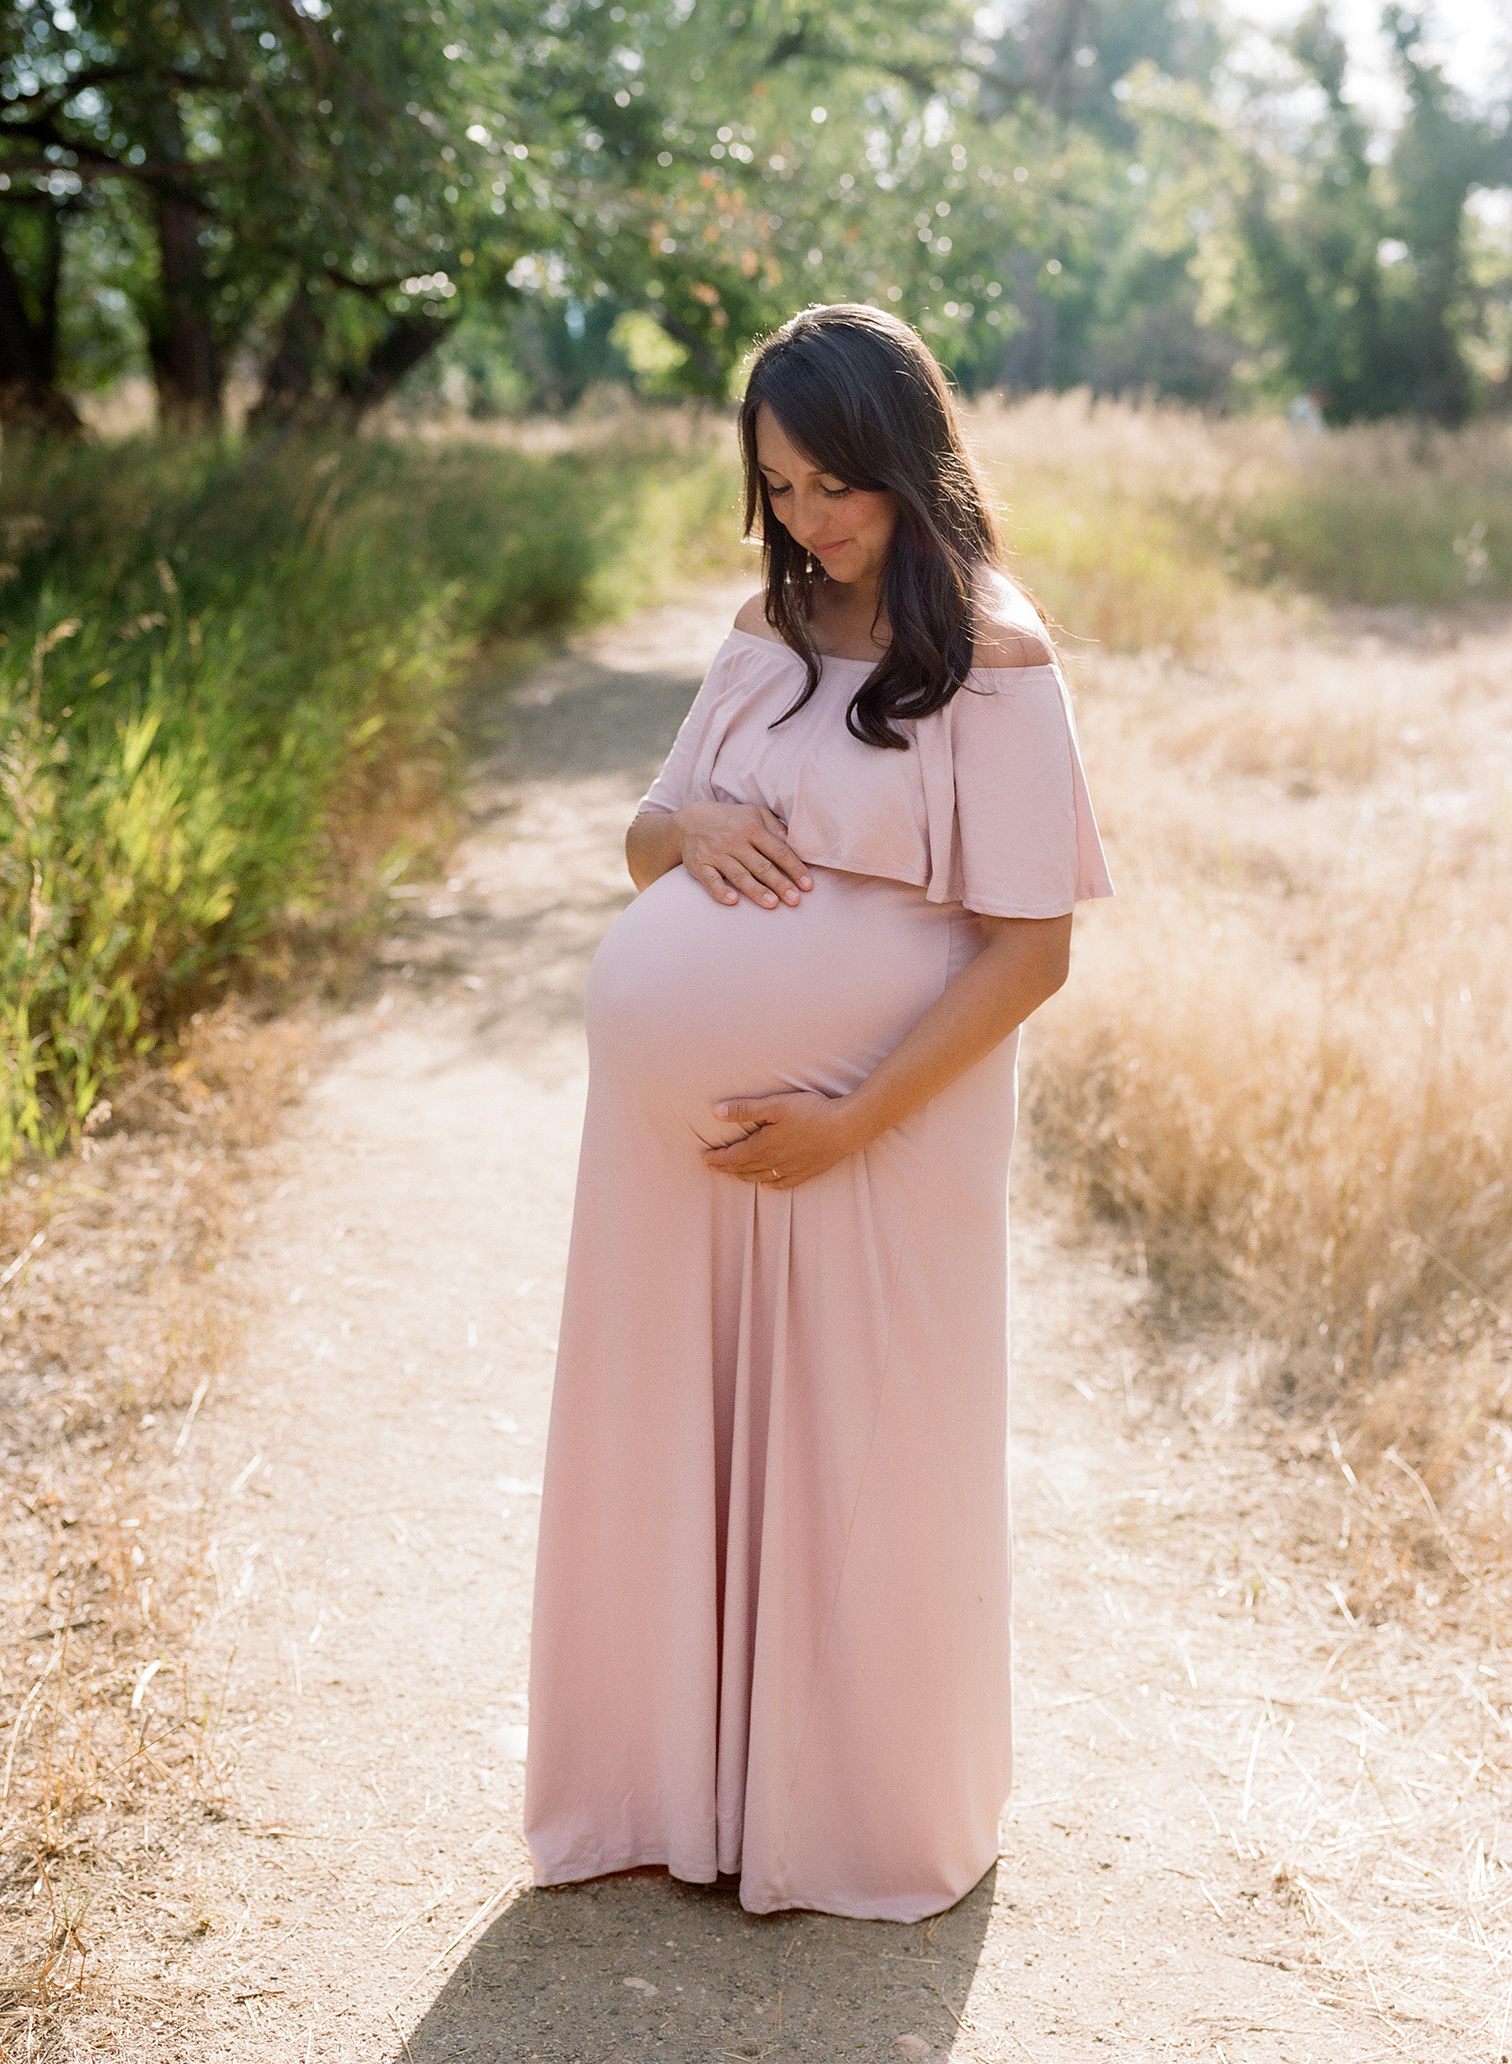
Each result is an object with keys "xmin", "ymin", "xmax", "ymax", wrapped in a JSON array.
[{"xmin": 789, "ymin": 496, "xmax": 822, "ymax": 542}]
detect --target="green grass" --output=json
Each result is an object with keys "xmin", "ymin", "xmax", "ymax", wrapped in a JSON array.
[
  {"xmin": 1234, "ymin": 470, "xmax": 1512, "ymax": 605},
  {"xmin": 0, "ymin": 429, "xmax": 743, "ymax": 1167},
  {"xmin": 1209, "ymin": 418, "xmax": 1512, "ymax": 609},
  {"xmin": 968, "ymin": 396, "xmax": 1512, "ymax": 648},
  {"xmin": 7, "ymin": 396, "xmax": 1510, "ymax": 1170}
]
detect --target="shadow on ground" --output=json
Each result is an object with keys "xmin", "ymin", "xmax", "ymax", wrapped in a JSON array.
[
  {"xmin": 399, "ymin": 1863, "xmax": 996, "ymax": 2062},
  {"xmin": 478, "ymin": 648, "xmax": 707, "ymax": 788},
  {"xmin": 372, "ymin": 650, "xmax": 706, "ymax": 1044}
]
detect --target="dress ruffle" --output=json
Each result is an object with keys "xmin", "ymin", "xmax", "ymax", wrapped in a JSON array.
[{"xmin": 641, "ymin": 628, "xmax": 1113, "ymax": 920}]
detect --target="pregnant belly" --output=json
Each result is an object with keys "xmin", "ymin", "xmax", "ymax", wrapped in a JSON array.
[{"xmin": 586, "ymin": 865, "xmax": 966, "ymax": 1148}]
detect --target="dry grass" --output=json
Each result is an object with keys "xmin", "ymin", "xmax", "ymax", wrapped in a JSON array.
[
  {"xmin": 0, "ymin": 1005, "xmax": 312, "ymax": 2047},
  {"xmin": 999, "ymin": 1194, "xmax": 1512, "ymax": 2045},
  {"xmin": 966, "ymin": 391, "xmax": 1512, "ymax": 651},
  {"xmin": 970, "ymin": 393, "xmax": 1252, "ymax": 654},
  {"xmin": 1152, "ymin": 1609, "xmax": 1512, "ymax": 2032},
  {"xmin": 1025, "ymin": 602, "xmax": 1512, "ymax": 1624}
]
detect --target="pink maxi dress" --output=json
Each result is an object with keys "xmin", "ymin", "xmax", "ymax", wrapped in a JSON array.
[{"xmin": 525, "ymin": 616, "xmax": 1112, "ymax": 1921}]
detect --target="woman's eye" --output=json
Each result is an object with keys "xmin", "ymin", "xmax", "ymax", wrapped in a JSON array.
[
  {"xmin": 822, "ymin": 485, "xmax": 851, "ymax": 499},
  {"xmin": 766, "ymin": 482, "xmax": 791, "ymax": 498}
]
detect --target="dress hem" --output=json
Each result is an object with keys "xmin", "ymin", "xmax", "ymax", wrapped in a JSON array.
[{"xmin": 529, "ymin": 1849, "xmax": 998, "ymax": 1924}]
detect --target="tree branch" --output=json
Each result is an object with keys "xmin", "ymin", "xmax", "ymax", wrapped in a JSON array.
[
  {"xmin": 764, "ymin": 21, "xmax": 816, "ymax": 69},
  {"xmin": 267, "ymin": 0, "xmax": 334, "ymax": 87},
  {"xmin": 0, "ymin": 61, "xmax": 221, "ymax": 120},
  {"xmin": 0, "ymin": 152, "xmax": 218, "ymax": 207},
  {"xmin": 212, "ymin": 0, "xmax": 320, "ymax": 181},
  {"xmin": 323, "ymin": 265, "xmax": 424, "ymax": 298}
]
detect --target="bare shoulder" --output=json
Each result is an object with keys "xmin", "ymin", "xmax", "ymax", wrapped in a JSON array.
[
  {"xmin": 733, "ymin": 593, "xmax": 783, "ymax": 642},
  {"xmin": 972, "ymin": 569, "xmax": 1056, "ymax": 669},
  {"xmin": 972, "ymin": 614, "xmax": 1056, "ymax": 670}
]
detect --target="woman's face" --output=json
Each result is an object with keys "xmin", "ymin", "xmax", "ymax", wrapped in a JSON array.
[{"xmin": 754, "ymin": 404, "xmax": 897, "ymax": 591}]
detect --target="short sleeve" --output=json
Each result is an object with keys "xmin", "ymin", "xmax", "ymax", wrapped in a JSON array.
[
  {"xmin": 936, "ymin": 666, "xmax": 1113, "ymax": 918},
  {"xmin": 637, "ymin": 635, "xmax": 747, "ymax": 814},
  {"xmin": 639, "ymin": 692, "xmax": 707, "ymax": 814}
]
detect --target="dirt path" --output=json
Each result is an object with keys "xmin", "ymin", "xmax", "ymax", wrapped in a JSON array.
[{"xmin": 136, "ymin": 587, "xmax": 1482, "ymax": 2062}]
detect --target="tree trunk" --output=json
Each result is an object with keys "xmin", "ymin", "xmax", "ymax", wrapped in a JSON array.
[
  {"xmin": 0, "ymin": 211, "xmax": 82, "ymax": 434},
  {"xmin": 246, "ymin": 285, "xmax": 325, "ymax": 434},
  {"xmin": 250, "ymin": 293, "xmax": 452, "ymax": 433},
  {"xmin": 331, "ymin": 309, "xmax": 454, "ymax": 420},
  {"xmin": 142, "ymin": 98, "xmax": 223, "ymax": 431}
]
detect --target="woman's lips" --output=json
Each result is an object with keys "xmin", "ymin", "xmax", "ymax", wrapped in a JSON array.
[{"xmin": 812, "ymin": 539, "xmax": 849, "ymax": 557}]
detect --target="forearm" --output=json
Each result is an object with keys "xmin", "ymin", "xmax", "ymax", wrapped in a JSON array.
[
  {"xmin": 838, "ymin": 917, "xmax": 1071, "ymax": 1149},
  {"xmin": 626, "ymin": 809, "xmax": 683, "ymax": 891},
  {"xmin": 628, "ymin": 801, "xmax": 813, "ymax": 905}
]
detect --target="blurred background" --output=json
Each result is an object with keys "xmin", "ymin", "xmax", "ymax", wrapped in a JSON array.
[{"xmin": 3, "ymin": 0, "xmax": 1507, "ymax": 427}]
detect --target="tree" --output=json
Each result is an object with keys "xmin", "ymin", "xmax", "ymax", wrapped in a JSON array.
[
  {"xmin": 1234, "ymin": 5, "xmax": 1512, "ymax": 423},
  {"xmin": 951, "ymin": 0, "xmax": 1237, "ymax": 399},
  {"xmin": 0, "ymin": 1, "xmax": 526, "ymax": 430},
  {"xmin": 977, "ymin": 0, "xmax": 1225, "ymax": 140},
  {"xmin": 1384, "ymin": 5, "xmax": 1512, "ymax": 420},
  {"xmin": 1, "ymin": 0, "xmax": 1249, "ymax": 424},
  {"xmin": 489, "ymin": 0, "xmax": 999, "ymax": 397},
  {"xmin": 0, "ymin": 186, "xmax": 81, "ymax": 429},
  {"xmin": 5, "ymin": 0, "xmax": 1506, "ymax": 431}
]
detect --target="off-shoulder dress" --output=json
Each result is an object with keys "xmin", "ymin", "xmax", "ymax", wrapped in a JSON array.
[{"xmin": 524, "ymin": 622, "xmax": 1112, "ymax": 1921}]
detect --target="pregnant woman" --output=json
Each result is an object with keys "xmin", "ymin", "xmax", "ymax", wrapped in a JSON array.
[{"xmin": 524, "ymin": 303, "xmax": 1111, "ymax": 1922}]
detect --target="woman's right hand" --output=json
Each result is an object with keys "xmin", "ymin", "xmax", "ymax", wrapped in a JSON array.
[{"xmin": 673, "ymin": 801, "xmax": 814, "ymax": 909}]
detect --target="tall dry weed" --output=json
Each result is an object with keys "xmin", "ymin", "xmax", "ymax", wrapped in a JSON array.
[
  {"xmin": 1025, "ymin": 609, "xmax": 1512, "ymax": 1600},
  {"xmin": 964, "ymin": 391, "xmax": 1512, "ymax": 636},
  {"xmin": 1032, "ymin": 906, "xmax": 1511, "ymax": 1383},
  {"xmin": 0, "ymin": 1006, "xmax": 311, "ymax": 2046}
]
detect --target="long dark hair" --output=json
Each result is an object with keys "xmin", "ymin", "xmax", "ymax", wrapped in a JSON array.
[{"xmin": 739, "ymin": 303, "xmax": 1004, "ymax": 750}]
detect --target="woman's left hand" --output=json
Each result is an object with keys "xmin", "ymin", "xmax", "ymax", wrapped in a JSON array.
[{"xmin": 703, "ymin": 1091, "xmax": 865, "ymax": 1190}]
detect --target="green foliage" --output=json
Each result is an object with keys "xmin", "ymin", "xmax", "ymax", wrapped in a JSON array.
[
  {"xmin": 475, "ymin": 0, "xmax": 1511, "ymax": 422},
  {"xmin": 0, "ymin": 428, "xmax": 743, "ymax": 1168},
  {"xmin": 1233, "ymin": 6, "xmax": 1512, "ymax": 423},
  {"xmin": 610, "ymin": 311, "xmax": 691, "ymax": 398},
  {"xmin": 3, "ymin": 1, "xmax": 1509, "ymax": 425},
  {"xmin": 0, "ymin": 0, "xmax": 535, "ymax": 424},
  {"xmin": 489, "ymin": 0, "xmax": 1011, "ymax": 395},
  {"xmin": 2, "ymin": 654, "xmax": 250, "ymax": 1162},
  {"xmin": 1232, "ymin": 431, "xmax": 1512, "ymax": 603},
  {"xmin": 978, "ymin": 0, "xmax": 1227, "ymax": 142}
]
